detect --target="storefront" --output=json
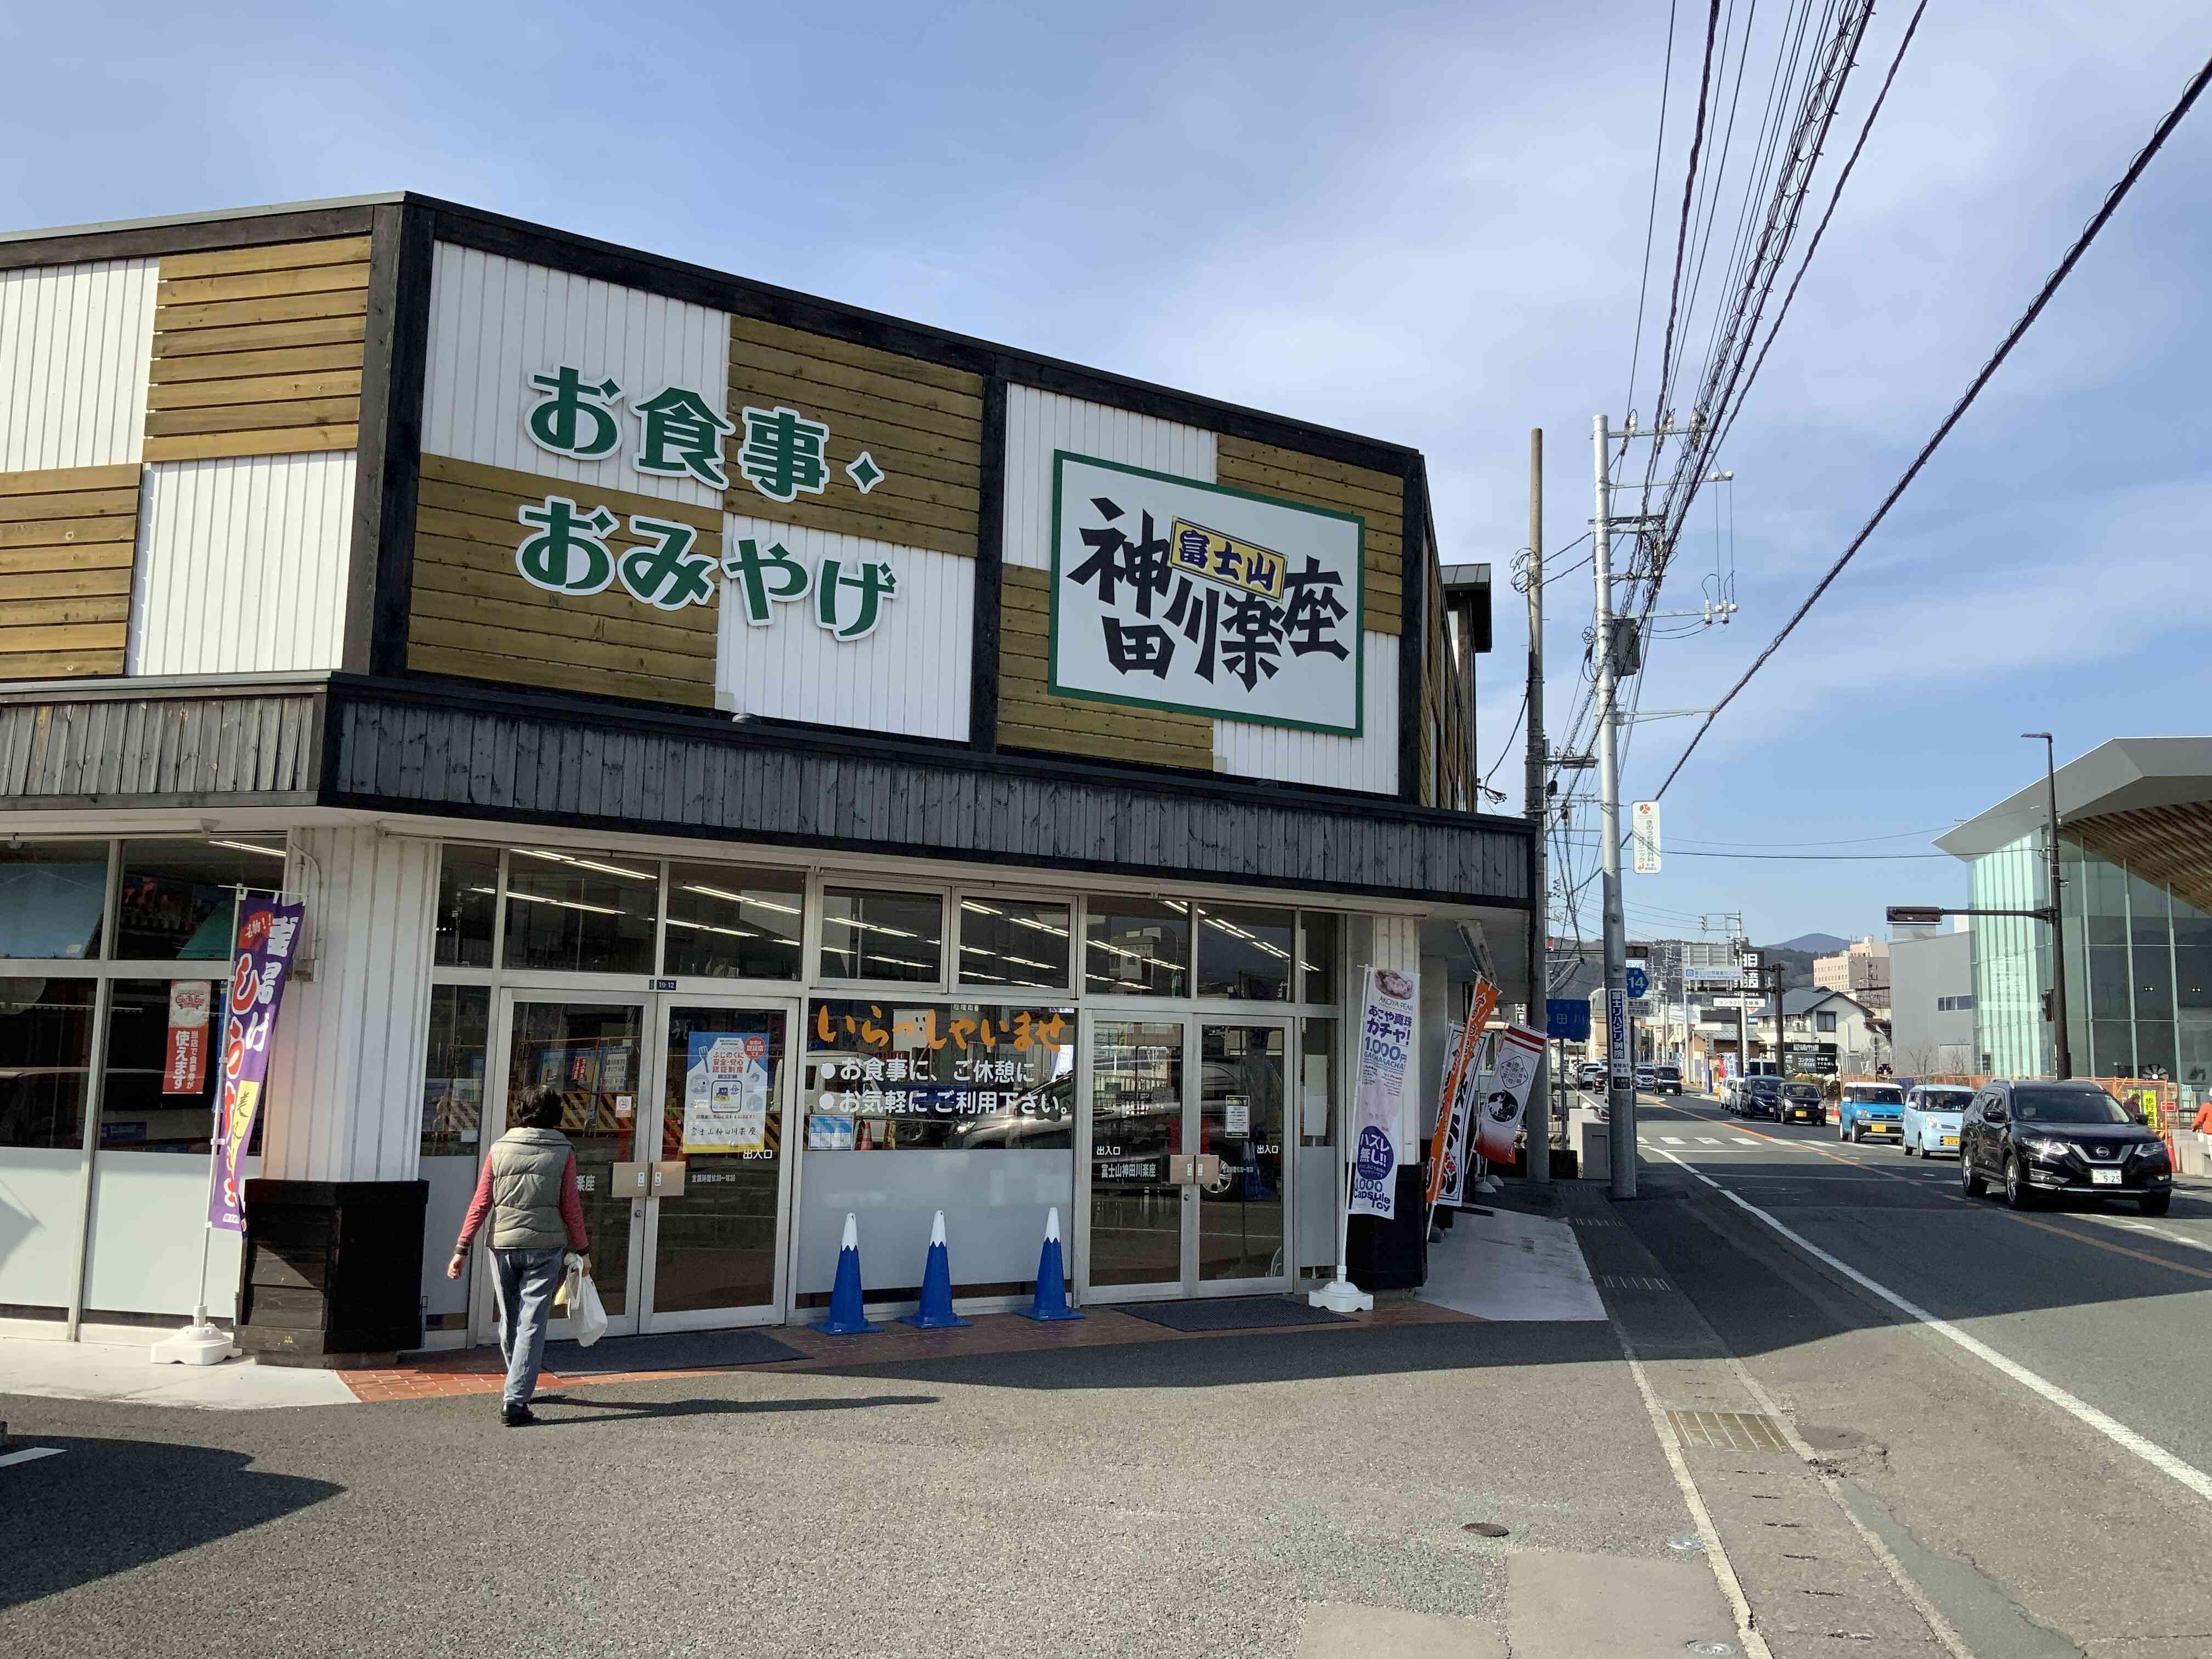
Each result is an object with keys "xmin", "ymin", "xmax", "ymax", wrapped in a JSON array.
[{"xmin": 0, "ymin": 194, "xmax": 1531, "ymax": 1358}]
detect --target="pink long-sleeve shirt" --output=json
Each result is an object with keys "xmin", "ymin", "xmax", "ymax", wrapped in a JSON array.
[{"xmin": 456, "ymin": 1149, "xmax": 589, "ymax": 1254}]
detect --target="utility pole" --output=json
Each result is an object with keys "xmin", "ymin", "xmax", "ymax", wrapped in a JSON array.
[
  {"xmin": 1525, "ymin": 429, "xmax": 1550, "ymax": 1182},
  {"xmin": 1593, "ymin": 415, "xmax": 1634, "ymax": 1199},
  {"xmin": 2024, "ymin": 732, "xmax": 2074, "ymax": 1079}
]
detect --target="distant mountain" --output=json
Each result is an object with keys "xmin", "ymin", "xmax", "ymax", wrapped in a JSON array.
[
  {"xmin": 1774, "ymin": 932, "xmax": 1847, "ymax": 956},
  {"xmin": 1756, "ymin": 944, "xmax": 1820, "ymax": 992}
]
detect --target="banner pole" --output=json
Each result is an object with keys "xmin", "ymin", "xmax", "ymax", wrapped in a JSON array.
[{"xmin": 155, "ymin": 885, "xmax": 245, "ymax": 1366}]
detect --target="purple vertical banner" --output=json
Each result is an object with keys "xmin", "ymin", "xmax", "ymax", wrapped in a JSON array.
[{"xmin": 207, "ymin": 896, "xmax": 307, "ymax": 1233}]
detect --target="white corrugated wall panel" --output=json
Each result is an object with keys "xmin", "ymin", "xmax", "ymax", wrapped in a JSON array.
[
  {"xmin": 423, "ymin": 241, "xmax": 729, "ymax": 510},
  {"xmin": 718, "ymin": 517, "xmax": 972, "ymax": 740},
  {"xmin": 128, "ymin": 453, "xmax": 357, "ymax": 674},
  {"xmin": 1210, "ymin": 631, "xmax": 1399, "ymax": 795},
  {"xmin": 0, "ymin": 258, "xmax": 156, "ymax": 472},
  {"xmin": 263, "ymin": 830, "xmax": 440, "ymax": 1186},
  {"xmin": 1001, "ymin": 385, "xmax": 1215, "ymax": 569}
]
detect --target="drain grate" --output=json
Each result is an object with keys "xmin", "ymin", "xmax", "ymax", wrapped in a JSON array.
[
  {"xmin": 1567, "ymin": 1216, "xmax": 1622, "ymax": 1227},
  {"xmin": 1599, "ymin": 1273, "xmax": 1674, "ymax": 1292},
  {"xmin": 1667, "ymin": 1409, "xmax": 1790, "ymax": 1453}
]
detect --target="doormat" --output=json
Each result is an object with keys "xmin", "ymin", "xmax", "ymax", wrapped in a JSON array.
[
  {"xmin": 541, "ymin": 1329, "xmax": 805, "ymax": 1376},
  {"xmin": 1118, "ymin": 1297, "xmax": 1351, "ymax": 1333}
]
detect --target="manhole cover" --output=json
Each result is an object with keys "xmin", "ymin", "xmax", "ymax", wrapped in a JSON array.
[
  {"xmin": 1462, "ymin": 1521, "xmax": 1510, "ymax": 1537},
  {"xmin": 1666, "ymin": 1409, "xmax": 1788, "ymax": 1453}
]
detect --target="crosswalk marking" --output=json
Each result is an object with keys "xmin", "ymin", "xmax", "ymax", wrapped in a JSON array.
[
  {"xmin": 1662, "ymin": 1136, "xmax": 1686, "ymax": 1145},
  {"xmin": 1696, "ymin": 1137, "xmax": 1720, "ymax": 1145},
  {"xmin": 0, "ymin": 1447, "xmax": 63, "ymax": 1470},
  {"xmin": 1734, "ymin": 1137, "xmax": 1759, "ymax": 1146}
]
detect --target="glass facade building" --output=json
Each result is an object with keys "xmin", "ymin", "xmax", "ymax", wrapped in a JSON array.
[{"xmin": 1970, "ymin": 829, "xmax": 2212, "ymax": 1114}]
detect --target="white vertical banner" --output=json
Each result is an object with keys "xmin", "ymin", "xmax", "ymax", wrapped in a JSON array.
[
  {"xmin": 1350, "ymin": 966, "xmax": 1418, "ymax": 1219},
  {"xmin": 1476, "ymin": 1024, "xmax": 1548, "ymax": 1163},
  {"xmin": 1632, "ymin": 798, "xmax": 1661, "ymax": 873}
]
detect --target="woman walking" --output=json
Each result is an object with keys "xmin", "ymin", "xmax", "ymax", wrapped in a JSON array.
[{"xmin": 448, "ymin": 1086, "xmax": 590, "ymax": 1426}]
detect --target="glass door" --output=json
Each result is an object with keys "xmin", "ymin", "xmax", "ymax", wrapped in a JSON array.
[
  {"xmin": 1080, "ymin": 1014, "xmax": 1293, "ymax": 1302},
  {"xmin": 483, "ymin": 994, "xmax": 652, "ymax": 1342},
  {"xmin": 637, "ymin": 999, "xmax": 797, "ymax": 1330}
]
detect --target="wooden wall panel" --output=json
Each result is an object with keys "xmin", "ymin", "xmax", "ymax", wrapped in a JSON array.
[
  {"xmin": 1215, "ymin": 435, "xmax": 1402, "ymax": 636},
  {"xmin": 725, "ymin": 315, "xmax": 983, "ymax": 559},
  {"xmin": 0, "ymin": 463, "xmax": 141, "ymax": 678},
  {"xmin": 145, "ymin": 237, "xmax": 369, "ymax": 462},
  {"xmin": 408, "ymin": 453, "xmax": 723, "ymax": 708},
  {"xmin": 998, "ymin": 566, "xmax": 1215, "ymax": 770}
]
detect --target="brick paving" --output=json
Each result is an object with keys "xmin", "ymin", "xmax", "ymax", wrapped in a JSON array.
[{"xmin": 338, "ymin": 1296, "xmax": 1474, "ymax": 1403}]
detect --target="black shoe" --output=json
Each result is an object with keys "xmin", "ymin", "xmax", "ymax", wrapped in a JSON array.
[{"xmin": 501, "ymin": 1405, "xmax": 538, "ymax": 1427}]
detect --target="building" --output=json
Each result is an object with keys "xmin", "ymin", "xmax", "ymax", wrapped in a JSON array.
[
  {"xmin": 1752, "ymin": 988, "xmax": 1883, "ymax": 1076},
  {"xmin": 0, "ymin": 194, "xmax": 1532, "ymax": 1359},
  {"xmin": 1888, "ymin": 922, "xmax": 1973, "ymax": 1075},
  {"xmin": 1936, "ymin": 737, "xmax": 2212, "ymax": 1115},
  {"xmin": 1813, "ymin": 935, "xmax": 1890, "ymax": 1017}
]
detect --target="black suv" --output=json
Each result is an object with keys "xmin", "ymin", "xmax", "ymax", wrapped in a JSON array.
[{"xmin": 1960, "ymin": 1079, "xmax": 2175, "ymax": 1215}]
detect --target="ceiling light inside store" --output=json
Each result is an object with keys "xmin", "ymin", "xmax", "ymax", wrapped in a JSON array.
[
  {"xmin": 209, "ymin": 839, "xmax": 288, "ymax": 859},
  {"xmin": 490, "ymin": 887, "xmax": 623, "ymax": 917},
  {"xmin": 514, "ymin": 848, "xmax": 656, "ymax": 882}
]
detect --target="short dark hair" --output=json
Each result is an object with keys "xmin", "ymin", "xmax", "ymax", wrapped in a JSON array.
[{"xmin": 517, "ymin": 1087, "xmax": 565, "ymax": 1131}]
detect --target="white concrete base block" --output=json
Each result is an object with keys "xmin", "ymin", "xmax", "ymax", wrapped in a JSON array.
[
  {"xmin": 150, "ymin": 1322, "xmax": 233, "ymax": 1367},
  {"xmin": 1307, "ymin": 1278, "xmax": 1374, "ymax": 1313}
]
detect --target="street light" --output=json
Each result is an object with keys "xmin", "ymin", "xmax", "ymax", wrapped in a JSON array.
[{"xmin": 2022, "ymin": 732, "xmax": 2074, "ymax": 1080}]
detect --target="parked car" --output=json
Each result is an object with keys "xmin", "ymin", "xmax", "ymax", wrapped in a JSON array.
[
  {"xmin": 1635, "ymin": 1065, "xmax": 1657, "ymax": 1093},
  {"xmin": 1960, "ymin": 1078, "xmax": 2174, "ymax": 1214},
  {"xmin": 1901, "ymin": 1084, "xmax": 1974, "ymax": 1159},
  {"xmin": 1577, "ymin": 1061, "xmax": 1606, "ymax": 1093},
  {"xmin": 1652, "ymin": 1064, "xmax": 1683, "ymax": 1096},
  {"xmin": 1777, "ymin": 1080, "xmax": 1825, "ymax": 1126},
  {"xmin": 1734, "ymin": 1075, "xmax": 1783, "ymax": 1120},
  {"xmin": 1836, "ymin": 1081, "xmax": 1906, "ymax": 1143}
]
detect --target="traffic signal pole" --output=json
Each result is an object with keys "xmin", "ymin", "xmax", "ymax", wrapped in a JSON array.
[{"xmin": 1593, "ymin": 415, "xmax": 1635, "ymax": 1199}]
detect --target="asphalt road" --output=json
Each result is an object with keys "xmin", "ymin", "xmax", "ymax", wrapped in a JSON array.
[{"xmin": 1614, "ymin": 1089, "xmax": 2212, "ymax": 1658}]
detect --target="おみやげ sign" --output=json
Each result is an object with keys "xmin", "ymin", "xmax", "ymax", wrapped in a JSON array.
[{"xmin": 1049, "ymin": 453, "xmax": 1364, "ymax": 735}]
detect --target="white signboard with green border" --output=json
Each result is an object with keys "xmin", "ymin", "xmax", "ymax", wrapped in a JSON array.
[{"xmin": 1049, "ymin": 452, "xmax": 1363, "ymax": 736}]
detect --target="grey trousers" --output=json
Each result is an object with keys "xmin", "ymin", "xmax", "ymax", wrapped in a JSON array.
[{"xmin": 490, "ymin": 1248, "xmax": 566, "ymax": 1410}]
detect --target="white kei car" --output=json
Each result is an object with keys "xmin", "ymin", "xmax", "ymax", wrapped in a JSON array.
[{"xmin": 1901, "ymin": 1084, "xmax": 1976, "ymax": 1158}]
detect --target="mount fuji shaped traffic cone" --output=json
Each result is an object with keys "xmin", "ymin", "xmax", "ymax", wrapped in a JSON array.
[
  {"xmin": 901, "ymin": 1211, "xmax": 970, "ymax": 1330},
  {"xmin": 1016, "ymin": 1206, "xmax": 1083, "ymax": 1322},
  {"xmin": 816, "ymin": 1212, "xmax": 877, "ymax": 1334}
]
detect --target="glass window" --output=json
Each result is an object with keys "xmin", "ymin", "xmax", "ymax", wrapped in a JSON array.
[
  {"xmin": 2089, "ymin": 946, "xmax": 2131, "ymax": 1020},
  {"xmin": 665, "ymin": 863, "xmax": 805, "ymax": 980},
  {"xmin": 2134, "ymin": 1022, "xmax": 2176, "ymax": 1082},
  {"xmin": 1084, "ymin": 896, "xmax": 1189, "ymax": 997},
  {"xmin": 2091, "ymin": 1019, "xmax": 2135, "ymax": 1078},
  {"xmin": 1300, "ymin": 912, "xmax": 1340, "ymax": 1007},
  {"xmin": 116, "ymin": 838, "xmax": 289, "ymax": 961},
  {"xmin": 805, "ymin": 1000, "xmax": 1073, "ymax": 1150},
  {"xmin": 434, "ymin": 845, "xmax": 499, "ymax": 968},
  {"xmin": 0, "ymin": 976, "xmax": 97, "ymax": 1149},
  {"xmin": 817, "ymin": 888, "xmax": 943, "ymax": 984},
  {"xmin": 2134, "ymin": 940, "xmax": 2175, "ymax": 1020},
  {"xmin": 1816, "ymin": 1012, "xmax": 1837, "ymax": 1033},
  {"xmin": 2012, "ymin": 1084, "xmax": 2128, "ymax": 1124},
  {"xmin": 98, "ymin": 978, "xmax": 228, "ymax": 1154},
  {"xmin": 420, "ymin": 985, "xmax": 491, "ymax": 1159},
  {"xmin": 502, "ymin": 847, "xmax": 659, "ymax": 975},
  {"xmin": 1196, "ymin": 904, "xmax": 1293, "ymax": 1000},
  {"xmin": 2128, "ymin": 873, "xmax": 2172, "ymax": 948},
  {"xmin": 0, "ymin": 842, "xmax": 109, "ymax": 961},
  {"xmin": 957, "ymin": 898, "xmax": 1072, "ymax": 990},
  {"xmin": 2176, "ymin": 947, "xmax": 2212, "ymax": 1012}
]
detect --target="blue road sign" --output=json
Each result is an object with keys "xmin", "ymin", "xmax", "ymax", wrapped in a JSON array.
[
  {"xmin": 1624, "ymin": 966, "xmax": 1650, "ymax": 1000},
  {"xmin": 1547, "ymin": 998, "xmax": 1590, "ymax": 1042}
]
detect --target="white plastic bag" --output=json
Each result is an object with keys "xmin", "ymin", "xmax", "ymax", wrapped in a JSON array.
[{"xmin": 566, "ymin": 1253, "xmax": 608, "ymax": 1347}]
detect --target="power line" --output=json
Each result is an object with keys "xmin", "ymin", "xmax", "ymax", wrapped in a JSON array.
[
  {"xmin": 1665, "ymin": 849, "xmax": 1953, "ymax": 861},
  {"xmin": 1651, "ymin": 47, "xmax": 2212, "ymax": 803},
  {"xmin": 1649, "ymin": 0, "xmax": 1728, "ymax": 420},
  {"xmin": 1673, "ymin": 823, "xmax": 1958, "ymax": 847},
  {"xmin": 1624, "ymin": 0, "xmax": 1685, "ymax": 420}
]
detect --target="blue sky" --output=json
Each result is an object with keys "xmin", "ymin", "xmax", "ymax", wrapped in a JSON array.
[{"xmin": 5, "ymin": 2, "xmax": 2205, "ymax": 948}]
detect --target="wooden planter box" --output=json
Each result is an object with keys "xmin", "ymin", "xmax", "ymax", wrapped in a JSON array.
[{"xmin": 237, "ymin": 1179, "xmax": 428, "ymax": 1368}]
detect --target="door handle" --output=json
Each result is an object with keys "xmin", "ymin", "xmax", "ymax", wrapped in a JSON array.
[
  {"xmin": 1166, "ymin": 1154, "xmax": 1196, "ymax": 1184},
  {"xmin": 611, "ymin": 1161, "xmax": 651, "ymax": 1197},
  {"xmin": 651, "ymin": 1160, "xmax": 687, "ymax": 1198},
  {"xmin": 1193, "ymin": 1153, "xmax": 1223, "ymax": 1187}
]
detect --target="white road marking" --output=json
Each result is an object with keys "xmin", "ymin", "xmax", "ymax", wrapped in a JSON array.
[
  {"xmin": 1649, "ymin": 1145, "xmax": 2212, "ymax": 1507},
  {"xmin": 2096, "ymin": 1215, "xmax": 2212, "ymax": 1256},
  {"xmin": 1612, "ymin": 1327, "xmax": 1777, "ymax": 1659},
  {"xmin": 1733, "ymin": 1137, "xmax": 1759, "ymax": 1146},
  {"xmin": 1696, "ymin": 1137, "xmax": 1721, "ymax": 1145},
  {"xmin": 0, "ymin": 1447, "xmax": 63, "ymax": 1470},
  {"xmin": 1662, "ymin": 1136, "xmax": 1686, "ymax": 1146}
]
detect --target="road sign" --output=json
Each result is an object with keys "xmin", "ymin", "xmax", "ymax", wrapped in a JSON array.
[
  {"xmin": 1546, "ymin": 998, "xmax": 1591, "ymax": 1042},
  {"xmin": 1624, "ymin": 965, "xmax": 1650, "ymax": 1000},
  {"xmin": 1887, "ymin": 906, "xmax": 1946, "ymax": 926},
  {"xmin": 1631, "ymin": 800, "xmax": 1661, "ymax": 874},
  {"xmin": 1607, "ymin": 989, "xmax": 1628, "ymax": 1081},
  {"xmin": 1742, "ymin": 951, "xmax": 1761, "ymax": 970}
]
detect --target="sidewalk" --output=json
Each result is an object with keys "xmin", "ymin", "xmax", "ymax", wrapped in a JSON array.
[{"xmin": 0, "ymin": 1335, "xmax": 354, "ymax": 1410}]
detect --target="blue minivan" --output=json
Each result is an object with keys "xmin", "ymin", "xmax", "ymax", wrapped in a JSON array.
[{"xmin": 1837, "ymin": 1081, "xmax": 1907, "ymax": 1143}]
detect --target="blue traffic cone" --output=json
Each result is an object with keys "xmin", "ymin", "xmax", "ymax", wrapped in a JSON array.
[
  {"xmin": 1016, "ymin": 1206, "xmax": 1084, "ymax": 1322},
  {"xmin": 901, "ymin": 1211, "xmax": 970, "ymax": 1329},
  {"xmin": 816, "ymin": 1212, "xmax": 877, "ymax": 1334}
]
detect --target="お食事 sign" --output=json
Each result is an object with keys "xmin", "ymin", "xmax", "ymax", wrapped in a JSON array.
[{"xmin": 1049, "ymin": 453, "xmax": 1364, "ymax": 735}]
